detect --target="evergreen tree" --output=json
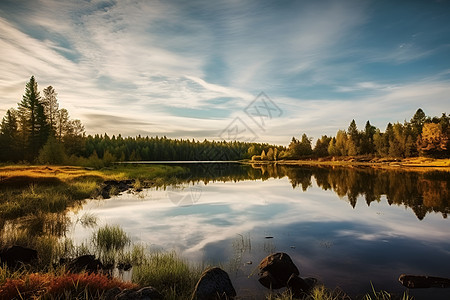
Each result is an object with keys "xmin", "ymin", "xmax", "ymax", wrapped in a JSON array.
[
  {"xmin": 18, "ymin": 76, "xmax": 48, "ymax": 159},
  {"xmin": 314, "ymin": 135, "xmax": 332, "ymax": 157},
  {"xmin": 0, "ymin": 109, "xmax": 19, "ymax": 161},
  {"xmin": 410, "ymin": 108, "xmax": 426, "ymax": 138},
  {"xmin": 361, "ymin": 120, "xmax": 376, "ymax": 154}
]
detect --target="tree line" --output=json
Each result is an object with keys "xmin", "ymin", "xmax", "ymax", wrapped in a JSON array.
[
  {"xmin": 0, "ymin": 76, "xmax": 85, "ymax": 163},
  {"xmin": 1, "ymin": 76, "xmax": 448, "ymax": 166},
  {"xmin": 0, "ymin": 76, "xmax": 281, "ymax": 165},
  {"xmin": 262, "ymin": 108, "xmax": 448, "ymax": 160}
]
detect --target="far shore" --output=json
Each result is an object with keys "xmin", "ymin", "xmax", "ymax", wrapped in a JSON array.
[{"xmin": 245, "ymin": 156, "xmax": 450, "ymax": 171}]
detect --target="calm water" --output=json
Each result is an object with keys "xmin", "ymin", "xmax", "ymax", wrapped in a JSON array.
[{"xmin": 70, "ymin": 164, "xmax": 450, "ymax": 299}]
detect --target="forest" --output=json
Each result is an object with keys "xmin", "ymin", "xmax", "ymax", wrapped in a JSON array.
[{"xmin": 0, "ymin": 76, "xmax": 449, "ymax": 166}]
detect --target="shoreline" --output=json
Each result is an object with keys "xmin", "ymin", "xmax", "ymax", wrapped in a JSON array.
[{"xmin": 244, "ymin": 157, "xmax": 450, "ymax": 171}]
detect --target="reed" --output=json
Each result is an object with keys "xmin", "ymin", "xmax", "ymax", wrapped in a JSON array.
[
  {"xmin": 92, "ymin": 225, "xmax": 130, "ymax": 253},
  {"xmin": 132, "ymin": 250, "xmax": 202, "ymax": 299}
]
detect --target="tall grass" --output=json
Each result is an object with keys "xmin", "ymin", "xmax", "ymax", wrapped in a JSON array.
[
  {"xmin": 132, "ymin": 250, "xmax": 202, "ymax": 299},
  {"xmin": 92, "ymin": 225, "xmax": 130, "ymax": 252},
  {"xmin": 363, "ymin": 283, "xmax": 413, "ymax": 300},
  {"xmin": 266, "ymin": 285, "xmax": 351, "ymax": 300}
]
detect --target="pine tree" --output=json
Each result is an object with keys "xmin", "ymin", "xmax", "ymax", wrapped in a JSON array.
[
  {"xmin": 18, "ymin": 76, "xmax": 48, "ymax": 159},
  {"xmin": 0, "ymin": 109, "xmax": 19, "ymax": 161},
  {"xmin": 410, "ymin": 108, "xmax": 426, "ymax": 138}
]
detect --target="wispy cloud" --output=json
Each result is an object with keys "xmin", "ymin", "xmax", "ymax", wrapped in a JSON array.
[{"xmin": 0, "ymin": 0, "xmax": 449, "ymax": 144}]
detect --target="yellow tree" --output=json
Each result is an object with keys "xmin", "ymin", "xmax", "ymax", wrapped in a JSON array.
[{"xmin": 417, "ymin": 123, "xmax": 449, "ymax": 157}]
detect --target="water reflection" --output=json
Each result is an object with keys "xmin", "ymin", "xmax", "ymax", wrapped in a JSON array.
[
  {"xmin": 162, "ymin": 163, "xmax": 449, "ymax": 220},
  {"xmin": 2, "ymin": 164, "xmax": 449, "ymax": 299},
  {"xmin": 69, "ymin": 175, "xmax": 450, "ymax": 298}
]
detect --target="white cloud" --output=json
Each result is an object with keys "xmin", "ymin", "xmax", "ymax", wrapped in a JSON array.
[{"xmin": 0, "ymin": 0, "xmax": 449, "ymax": 145}]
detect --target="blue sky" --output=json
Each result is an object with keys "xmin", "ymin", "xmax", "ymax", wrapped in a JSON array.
[{"xmin": 0, "ymin": 0, "xmax": 449, "ymax": 145}]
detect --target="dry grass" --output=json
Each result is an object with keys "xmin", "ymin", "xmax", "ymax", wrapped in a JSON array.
[
  {"xmin": 0, "ymin": 165, "xmax": 107, "ymax": 185},
  {"xmin": 267, "ymin": 157, "xmax": 450, "ymax": 172}
]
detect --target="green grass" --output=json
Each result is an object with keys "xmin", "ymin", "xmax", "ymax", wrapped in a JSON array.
[
  {"xmin": 132, "ymin": 250, "xmax": 203, "ymax": 300},
  {"xmin": 98, "ymin": 164, "xmax": 186, "ymax": 181},
  {"xmin": 92, "ymin": 225, "xmax": 130, "ymax": 252}
]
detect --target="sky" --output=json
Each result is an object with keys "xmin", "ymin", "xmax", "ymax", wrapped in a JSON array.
[{"xmin": 0, "ymin": 0, "xmax": 449, "ymax": 145}]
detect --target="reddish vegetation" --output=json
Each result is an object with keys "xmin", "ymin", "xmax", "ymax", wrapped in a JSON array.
[{"xmin": 0, "ymin": 272, "xmax": 138, "ymax": 299}]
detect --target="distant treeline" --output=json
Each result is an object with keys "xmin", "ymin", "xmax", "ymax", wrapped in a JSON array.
[
  {"xmin": 0, "ymin": 76, "xmax": 448, "ymax": 166},
  {"xmin": 272, "ymin": 109, "xmax": 449, "ymax": 160},
  {"xmin": 0, "ymin": 76, "xmax": 281, "ymax": 165}
]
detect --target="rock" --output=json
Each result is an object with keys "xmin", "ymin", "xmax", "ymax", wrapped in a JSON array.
[
  {"xmin": 104, "ymin": 287, "xmax": 122, "ymax": 300},
  {"xmin": 0, "ymin": 245, "xmax": 38, "ymax": 268},
  {"xmin": 115, "ymin": 287, "xmax": 162, "ymax": 299},
  {"xmin": 191, "ymin": 267, "xmax": 236, "ymax": 300},
  {"xmin": 287, "ymin": 274, "xmax": 317, "ymax": 298},
  {"xmin": 258, "ymin": 252, "xmax": 299, "ymax": 289},
  {"xmin": 67, "ymin": 255, "xmax": 104, "ymax": 273},
  {"xmin": 399, "ymin": 274, "xmax": 450, "ymax": 289},
  {"xmin": 100, "ymin": 180, "xmax": 135, "ymax": 198}
]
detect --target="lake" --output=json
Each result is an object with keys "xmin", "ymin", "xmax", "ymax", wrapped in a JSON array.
[{"xmin": 69, "ymin": 163, "xmax": 450, "ymax": 299}]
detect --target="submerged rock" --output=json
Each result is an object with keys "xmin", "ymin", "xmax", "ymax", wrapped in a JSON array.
[
  {"xmin": 258, "ymin": 252, "xmax": 299, "ymax": 289},
  {"xmin": 191, "ymin": 267, "xmax": 236, "ymax": 300}
]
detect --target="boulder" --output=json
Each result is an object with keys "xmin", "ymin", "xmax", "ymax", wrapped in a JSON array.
[
  {"xmin": 0, "ymin": 245, "xmax": 38, "ymax": 268},
  {"xmin": 67, "ymin": 255, "xmax": 104, "ymax": 273},
  {"xmin": 258, "ymin": 252, "xmax": 299, "ymax": 289},
  {"xmin": 115, "ymin": 287, "xmax": 162, "ymax": 300},
  {"xmin": 191, "ymin": 267, "xmax": 236, "ymax": 300},
  {"xmin": 100, "ymin": 180, "xmax": 135, "ymax": 199}
]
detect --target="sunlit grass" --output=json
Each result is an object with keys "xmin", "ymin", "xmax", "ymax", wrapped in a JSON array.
[
  {"xmin": 0, "ymin": 164, "xmax": 186, "ymax": 220},
  {"xmin": 266, "ymin": 285, "xmax": 350, "ymax": 300}
]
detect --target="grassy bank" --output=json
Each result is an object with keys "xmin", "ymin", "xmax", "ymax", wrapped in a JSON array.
[
  {"xmin": 0, "ymin": 164, "xmax": 186, "ymax": 220},
  {"xmin": 0, "ymin": 223, "xmax": 412, "ymax": 300}
]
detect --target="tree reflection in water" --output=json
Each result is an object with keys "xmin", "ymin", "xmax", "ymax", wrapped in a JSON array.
[{"xmin": 1, "ymin": 163, "xmax": 448, "ymax": 245}]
